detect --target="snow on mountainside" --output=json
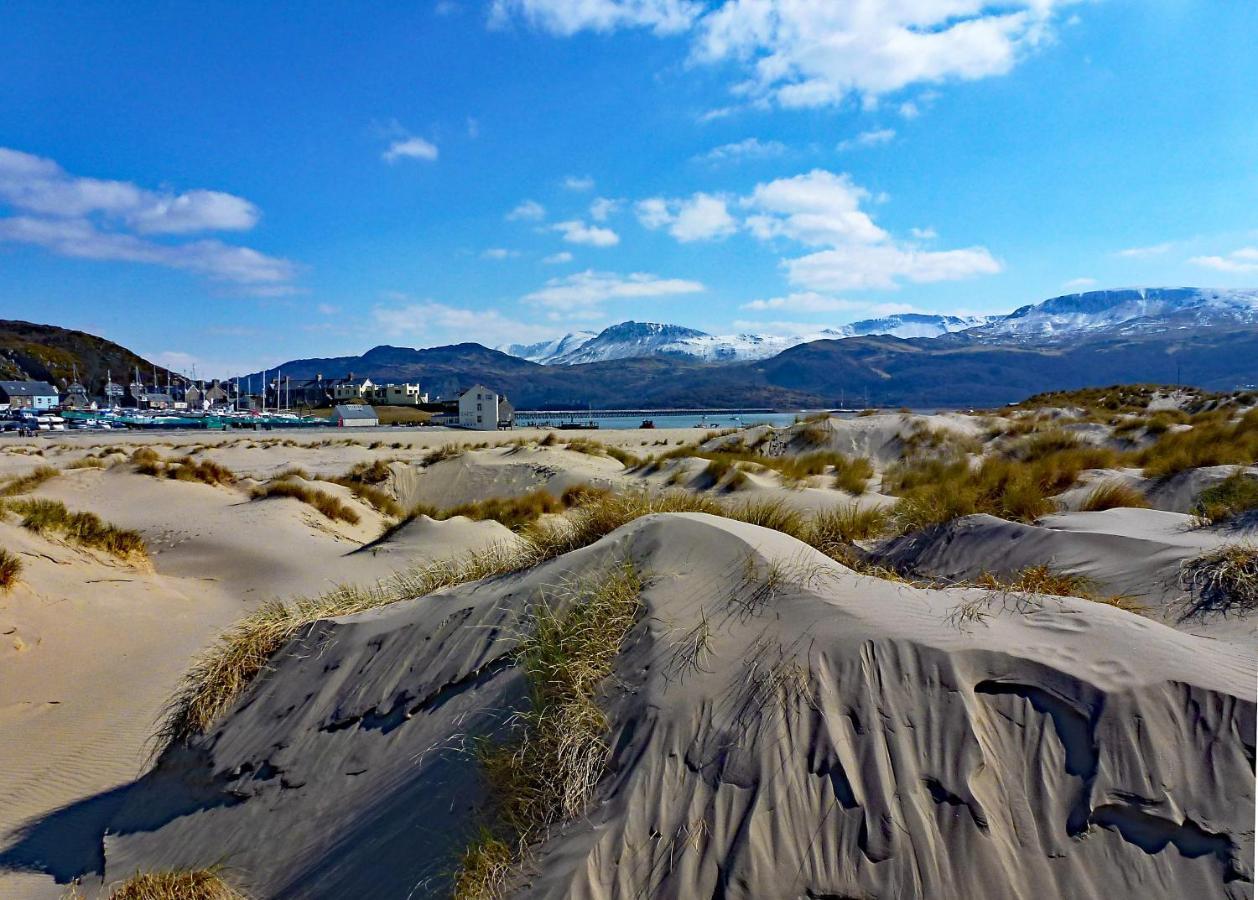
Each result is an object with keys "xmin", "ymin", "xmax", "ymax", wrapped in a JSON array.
[
  {"xmin": 971, "ymin": 287, "xmax": 1258, "ymax": 341},
  {"xmin": 528, "ymin": 314, "xmax": 990, "ymax": 365},
  {"xmin": 499, "ymin": 331, "xmax": 598, "ymax": 364}
]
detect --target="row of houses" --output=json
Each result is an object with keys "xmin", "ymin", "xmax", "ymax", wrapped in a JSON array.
[{"xmin": 1, "ymin": 376, "xmax": 518, "ymax": 431}]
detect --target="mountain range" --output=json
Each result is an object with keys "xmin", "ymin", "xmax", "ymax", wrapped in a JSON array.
[
  {"xmin": 4, "ymin": 288, "xmax": 1256, "ymax": 409},
  {"xmin": 500, "ymin": 313, "xmax": 991, "ymax": 364},
  {"xmin": 234, "ymin": 287, "xmax": 1258, "ymax": 408}
]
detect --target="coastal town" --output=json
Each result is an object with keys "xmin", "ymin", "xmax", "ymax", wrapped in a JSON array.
[{"xmin": 0, "ymin": 370, "xmax": 515, "ymax": 432}]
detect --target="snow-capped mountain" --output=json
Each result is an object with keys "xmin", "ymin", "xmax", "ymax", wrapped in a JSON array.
[
  {"xmin": 970, "ymin": 287, "xmax": 1258, "ymax": 342},
  {"xmin": 499, "ymin": 331, "xmax": 599, "ymax": 364},
  {"xmin": 521, "ymin": 315, "xmax": 992, "ymax": 366},
  {"xmin": 549, "ymin": 322, "xmax": 712, "ymax": 365}
]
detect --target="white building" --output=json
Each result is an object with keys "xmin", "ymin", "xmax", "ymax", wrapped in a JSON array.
[
  {"xmin": 334, "ymin": 404, "xmax": 379, "ymax": 427},
  {"xmin": 368, "ymin": 382, "xmax": 426, "ymax": 405},
  {"xmin": 458, "ymin": 385, "xmax": 514, "ymax": 430}
]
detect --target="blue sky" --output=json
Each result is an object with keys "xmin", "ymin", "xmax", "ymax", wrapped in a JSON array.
[{"xmin": 1, "ymin": 0, "xmax": 1256, "ymax": 376}]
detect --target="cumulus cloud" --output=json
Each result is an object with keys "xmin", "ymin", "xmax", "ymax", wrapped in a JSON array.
[
  {"xmin": 523, "ymin": 269, "xmax": 704, "ymax": 311},
  {"xmin": 543, "ymin": 251, "xmax": 574, "ymax": 264},
  {"xmin": 743, "ymin": 170, "xmax": 887, "ymax": 246},
  {"xmin": 636, "ymin": 169, "xmax": 1000, "ymax": 291},
  {"xmin": 0, "ymin": 147, "xmax": 259, "ymax": 234},
  {"xmin": 589, "ymin": 197, "xmax": 620, "ymax": 221},
  {"xmin": 739, "ymin": 292, "xmax": 863, "ymax": 313},
  {"xmin": 372, "ymin": 298, "xmax": 559, "ymax": 346},
  {"xmin": 1116, "ymin": 242, "xmax": 1173, "ymax": 258},
  {"xmin": 493, "ymin": 2, "xmax": 1074, "ymax": 108},
  {"xmin": 0, "ymin": 148, "xmax": 295, "ymax": 290},
  {"xmin": 507, "ymin": 199, "xmax": 546, "ymax": 221},
  {"xmin": 1189, "ymin": 247, "xmax": 1258, "ymax": 274},
  {"xmin": 694, "ymin": 137, "xmax": 786, "ymax": 164},
  {"xmin": 636, "ymin": 193, "xmax": 737, "ymax": 242},
  {"xmin": 785, "ymin": 243, "xmax": 1001, "ymax": 291},
  {"xmin": 382, "ymin": 136, "xmax": 439, "ymax": 163},
  {"xmin": 836, "ymin": 128, "xmax": 896, "ymax": 151},
  {"xmin": 481, "ymin": 247, "xmax": 520, "ymax": 259},
  {"xmin": 910, "ymin": 226, "xmax": 937, "ymax": 240},
  {"xmin": 553, "ymin": 219, "xmax": 620, "ymax": 246},
  {"xmin": 489, "ymin": 0, "xmax": 700, "ymax": 35},
  {"xmin": 744, "ymin": 169, "xmax": 1000, "ymax": 290},
  {"xmin": 562, "ymin": 174, "xmax": 595, "ymax": 191}
]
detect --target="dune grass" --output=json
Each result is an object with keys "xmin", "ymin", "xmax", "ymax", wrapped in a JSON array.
[
  {"xmin": 453, "ymin": 563, "xmax": 643, "ymax": 899},
  {"xmin": 0, "ymin": 548, "xmax": 21, "ymax": 591},
  {"xmin": 1194, "ymin": 472, "xmax": 1258, "ymax": 524},
  {"xmin": 0, "ymin": 465, "xmax": 59, "ymax": 497},
  {"xmin": 157, "ymin": 489, "xmax": 895, "ymax": 752},
  {"xmin": 65, "ymin": 455, "xmax": 108, "ymax": 469},
  {"xmin": 959, "ymin": 564, "xmax": 1145, "ymax": 615},
  {"xmin": 1178, "ymin": 544, "xmax": 1258, "ymax": 618},
  {"xmin": 832, "ymin": 456, "xmax": 874, "ymax": 494},
  {"xmin": 7, "ymin": 498, "xmax": 147, "ymax": 561},
  {"xmin": 167, "ymin": 457, "xmax": 237, "ymax": 486},
  {"xmin": 1134, "ymin": 408, "xmax": 1258, "ymax": 478},
  {"xmin": 96, "ymin": 867, "xmax": 247, "ymax": 899},
  {"xmin": 248, "ymin": 480, "xmax": 360, "ymax": 524},
  {"xmin": 1079, "ymin": 480, "xmax": 1150, "ymax": 512}
]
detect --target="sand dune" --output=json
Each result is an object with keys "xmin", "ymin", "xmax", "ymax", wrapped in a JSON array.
[{"xmin": 19, "ymin": 514, "xmax": 1250, "ymax": 898}]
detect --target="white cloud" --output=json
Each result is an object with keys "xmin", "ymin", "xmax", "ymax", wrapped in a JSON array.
[
  {"xmin": 910, "ymin": 226, "xmax": 937, "ymax": 240},
  {"xmin": 1062, "ymin": 277, "xmax": 1097, "ymax": 290},
  {"xmin": 489, "ymin": 0, "xmax": 700, "ymax": 35},
  {"xmin": 562, "ymin": 174, "xmax": 595, "ymax": 191},
  {"xmin": 898, "ymin": 100, "xmax": 921, "ymax": 119},
  {"xmin": 543, "ymin": 251, "xmax": 574, "ymax": 264},
  {"xmin": 507, "ymin": 199, "xmax": 546, "ymax": 221},
  {"xmin": 316, "ymin": 303, "xmax": 340, "ymax": 315},
  {"xmin": 0, "ymin": 147, "xmax": 259, "ymax": 234},
  {"xmin": 493, "ymin": 3, "xmax": 1074, "ymax": 109},
  {"xmin": 1189, "ymin": 247, "xmax": 1258, "ymax": 274},
  {"xmin": 382, "ymin": 136, "xmax": 439, "ymax": 163},
  {"xmin": 741, "ymin": 169, "xmax": 1000, "ymax": 290},
  {"xmin": 785, "ymin": 243, "xmax": 1001, "ymax": 291},
  {"xmin": 694, "ymin": 2, "xmax": 1069, "ymax": 108},
  {"xmin": 0, "ymin": 213, "xmax": 295, "ymax": 289},
  {"xmin": 589, "ymin": 197, "xmax": 620, "ymax": 221},
  {"xmin": 481, "ymin": 247, "xmax": 520, "ymax": 259},
  {"xmin": 1116, "ymin": 242, "xmax": 1173, "ymax": 258},
  {"xmin": 739, "ymin": 292, "xmax": 863, "ymax": 313},
  {"xmin": 523, "ymin": 269, "xmax": 704, "ymax": 311},
  {"xmin": 744, "ymin": 170, "xmax": 886, "ymax": 247},
  {"xmin": 694, "ymin": 137, "xmax": 786, "ymax": 164},
  {"xmin": 837, "ymin": 128, "xmax": 896, "ymax": 151},
  {"xmin": 636, "ymin": 193, "xmax": 737, "ymax": 242},
  {"xmin": 372, "ymin": 299, "xmax": 559, "ymax": 346},
  {"xmin": 553, "ymin": 219, "xmax": 620, "ymax": 246}
]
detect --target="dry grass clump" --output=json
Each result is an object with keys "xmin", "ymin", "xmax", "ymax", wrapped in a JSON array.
[
  {"xmin": 0, "ymin": 547, "xmax": 21, "ymax": 591},
  {"xmin": 99, "ymin": 867, "xmax": 247, "ymax": 899},
  {"xmin": 66, "ymin": 455, "xmax": 108, "ymax": 469},
  {"xmin": 898, "ymin": 422, "xmax": 982, "ymax": 462},
  {"xmin": 727, "ymin": 497, "xmax": 807, "ymax": 539},
  {"xmin": 1193, "ymin": 472, "xmax": 1258, "ymax": 525},
  {"xmin": 343, "ymin": 458, "xmax": 393, "ymax": 484},
  {"xmin": 808, "ymin": 504, "xmax": 891, "ymax": 552},
  {"xmin": 1080, "ymin": 480, "xmax": 1150, "ymax": 512},
  {"xmin": 248, "ymin": 480, "xmax": 360, "ymax": 524},
  {"xmin": 1134, "ymin": 408, "xmax": 1258, "ymax": 478},
  {"xmin": 0, "ymin": 465, "xmax": 59, "ymax": 497},
  {"xmin": 7, "ymin": 498, "xmax": 147, "ymax": 560},
  {"xmin": 1178, "ymin": 544, "xmax": 1258, "ymax": 618},
  {"xmin": 166, "ymin": 457, "xmax": 237, "ymax": 486},
  {"xmin": 832, "ymin": 456, "xmax": 874, "ymax": 494},
  {"xmin": 969, "ymin": 565, "xmax": 1144, "ymax": 613},
  {"xmin": 328, "ymin": 460, "xmax": 402, "ymax": 517},
  {"xmin": 562, "ymin": 438, "xmax": 643, "ymax": 469},
  {"xmin": 454, "ymin": 564, "xmax": 643, "ymax": 899},
  {"xmin": 156, "ymin": 544, "xmax": 529, "ymax": 749},
  {"xmin": 1014, "ymin": 383, "xmax": 1214, "ymax": 419}
]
